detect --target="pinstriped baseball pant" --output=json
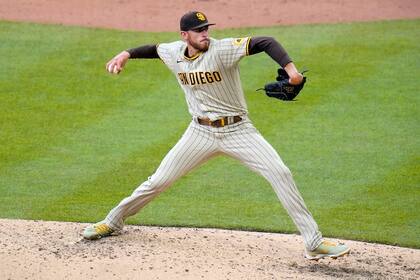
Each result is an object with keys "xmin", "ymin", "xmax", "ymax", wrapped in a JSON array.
[{"xmin": 105, "ymin": 118, "xmax": 322, "ymax": 250}]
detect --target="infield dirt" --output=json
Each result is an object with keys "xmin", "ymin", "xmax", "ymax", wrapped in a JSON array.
[
  {"xmin": 1, "ymin": 0, "xmax": 419, "ymax": 31},
  {"xmin": 0, "ymin": 0, "xmax": 419, "ymax": 279},
  {"xmin": 1, "ymin": 219, "xmax": 419, "ymax": 280}
]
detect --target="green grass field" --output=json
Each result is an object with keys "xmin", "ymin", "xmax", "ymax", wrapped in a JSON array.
[{"xmin": 0, "ymin": 19, "xmax": 419, "ymax": 248}]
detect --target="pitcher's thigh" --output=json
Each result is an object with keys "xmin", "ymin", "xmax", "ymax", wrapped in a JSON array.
[
  {"xmin": 151, "ymin": 125, "xmax": 218, "ymax": 187},
  {"xmin": 223, "ymin": 127, "xmax": 291, "ymax": 179}
]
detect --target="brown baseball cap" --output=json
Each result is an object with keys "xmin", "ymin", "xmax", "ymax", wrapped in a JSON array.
[{"xmin": 180, "ymin": 11, "xmax": 215, "ymax": 31}]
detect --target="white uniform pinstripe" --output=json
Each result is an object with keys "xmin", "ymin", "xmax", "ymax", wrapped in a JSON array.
[{"xmin": 104, "ymin": 37, "xmax": 322, "ymax": 250}]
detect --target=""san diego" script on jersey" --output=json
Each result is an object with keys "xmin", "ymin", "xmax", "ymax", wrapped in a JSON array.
[{"xmin": 177, "ymin": 71, "xmax": 222, "ymax": 86}]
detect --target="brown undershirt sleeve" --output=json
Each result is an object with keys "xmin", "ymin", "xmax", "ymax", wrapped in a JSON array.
[
  {"xmin": 127, "ymin": 44, "xmax": 159, "ymax": 59},
  {"xmin": 248, "ymin": 36, "xmax": 292, "ymax": 68}
]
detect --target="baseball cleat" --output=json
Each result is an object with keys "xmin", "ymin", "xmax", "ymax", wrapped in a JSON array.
[
  {"xmin": 305, "ymin": 240, "xmax": 350, "ymax": 260},
  {"xmin": 83, "ymin": 222, "xmax": 115, "ymax": 240}
]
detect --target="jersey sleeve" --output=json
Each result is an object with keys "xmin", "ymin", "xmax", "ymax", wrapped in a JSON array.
[
  {"xmin": 215, "ymin": 37, "xmax": 251, "ymax": 67},
  {"xmin": 156, "ymin": 41, "xmax": 185, "ymax": 72}
]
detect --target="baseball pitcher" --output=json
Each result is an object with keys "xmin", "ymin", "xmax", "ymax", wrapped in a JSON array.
[{"xmin": 83, "ymin": 11, "xmax": 350, "ymax": 260}]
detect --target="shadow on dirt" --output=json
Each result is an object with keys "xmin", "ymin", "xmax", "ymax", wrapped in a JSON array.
[{"xmin": 291, "ymin": 262, "xmax": 384, "ymax": 280}]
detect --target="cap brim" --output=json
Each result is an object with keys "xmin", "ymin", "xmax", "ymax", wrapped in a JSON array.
[{"xmin": 189, "ymin": 23, "xmax": 216, "ymax": 31}]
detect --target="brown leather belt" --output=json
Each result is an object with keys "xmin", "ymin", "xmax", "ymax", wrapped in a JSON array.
[{"xmin": 197, "ymin": 116, "xmax": 242, "ymax": 128}]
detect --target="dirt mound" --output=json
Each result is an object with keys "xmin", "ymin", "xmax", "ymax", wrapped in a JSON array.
[
  {"xmin": 0, "ymin": 219, "xmax": 419, "ymax": 279},
  {"xmin": 0, "ymin": 0, "xmax": 419, "ymax": 32}
]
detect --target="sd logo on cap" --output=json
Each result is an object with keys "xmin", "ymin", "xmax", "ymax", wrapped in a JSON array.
[
  {"xmin": 180, "ymin": 11, "xmax": 215, "ymax": 31},
  {"xmin": 196, "ymin": 12, "xmax": 206, "ymax": 21}
]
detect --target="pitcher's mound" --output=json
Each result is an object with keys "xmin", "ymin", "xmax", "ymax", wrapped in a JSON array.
[{"xmin": 0, "ymin": 219, "xmax": 418, "ymax": 279}]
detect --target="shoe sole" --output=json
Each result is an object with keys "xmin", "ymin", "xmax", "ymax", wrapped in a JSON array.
[
  {"xmin": 83, "ymin": 234, "xmax": 104, "ymax": 240},
  {"xmin": 305, "ymin": 247, "xmax": 350, "ymax": 260},
  {"xmin": 83, "ymin": 230, "xmax": 118, "ymax": 240}
]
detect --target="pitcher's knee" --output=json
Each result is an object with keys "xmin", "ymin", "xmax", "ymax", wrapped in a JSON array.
[
  {"xmin": 272, "ymin": 165, "xmax": 293, "ymax": 180},
  {"xmin": 134, "ymin": 177, "xmax": 172, "ymax": 196}
]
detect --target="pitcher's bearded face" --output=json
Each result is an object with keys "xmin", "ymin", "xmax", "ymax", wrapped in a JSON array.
[
  {"xmin": 182, "ymin": 26, "xmax": 210, "ymax": 52},
  {"xmin": 189, "ymin": 37, "xmax": 210, "ymax": 51}
]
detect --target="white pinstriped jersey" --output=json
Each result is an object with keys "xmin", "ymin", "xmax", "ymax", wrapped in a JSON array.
[{"xmin": 157, "ymin": 37, "xmax": 251, "ymax": 121}]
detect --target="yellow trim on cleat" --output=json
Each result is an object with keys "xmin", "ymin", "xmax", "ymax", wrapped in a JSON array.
[
  {"xmin": 83, "ymin": 222, "xmax": 115, "ymax": 240},
  {"xmin": 305, "ymin": 240, "xmax": 350, "ymax": 260}
]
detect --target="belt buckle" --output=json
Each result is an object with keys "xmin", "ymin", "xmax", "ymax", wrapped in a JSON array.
[
  {"xmin": 213, "ymin": 118, "xmax": 225, "ymax": 127},
  {"xmin": 210, "ymin": 118, "xmax": 225, "ymax": 128}
]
